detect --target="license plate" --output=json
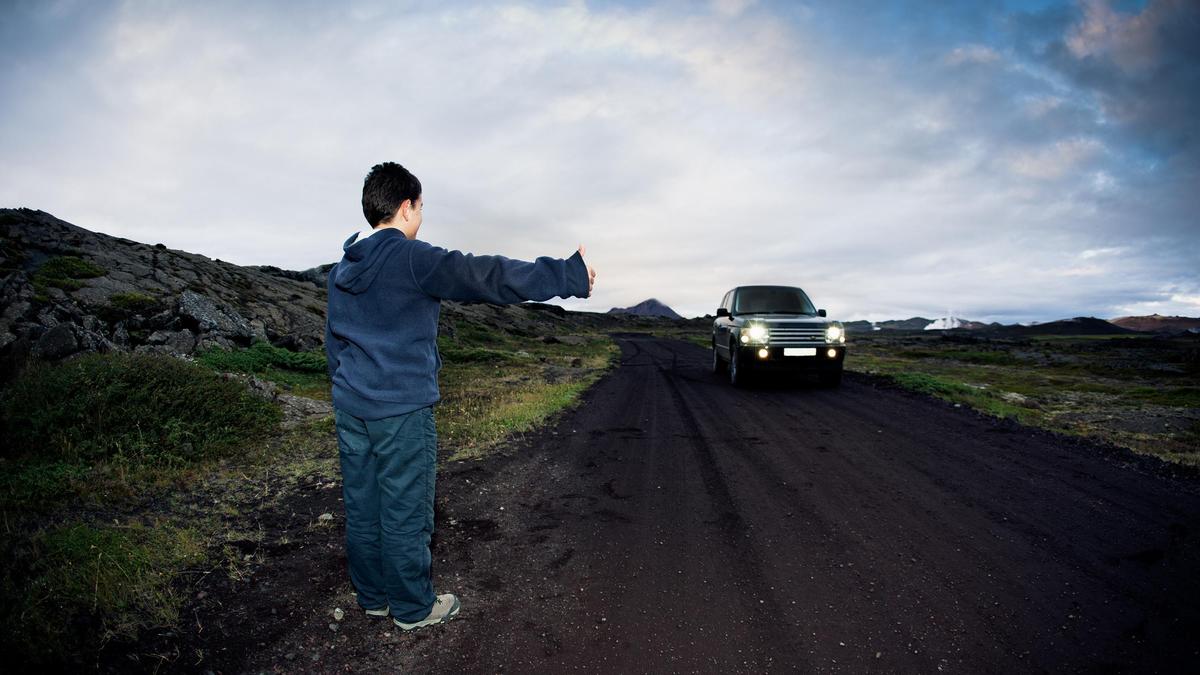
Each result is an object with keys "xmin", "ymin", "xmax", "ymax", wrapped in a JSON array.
[{"xmin": 784, "ymin": 347, "xmax": 816, "ymax": 356}]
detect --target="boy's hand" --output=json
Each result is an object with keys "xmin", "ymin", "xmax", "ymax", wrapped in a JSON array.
[{"xmin": 578, "ymin": 244, "xmax": 596, "ymax": 297}]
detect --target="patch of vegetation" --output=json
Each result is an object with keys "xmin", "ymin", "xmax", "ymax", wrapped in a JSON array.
[
  {"xmin": 97, "ymin": 291, "xmax": 161, "ymax": 323},
  {"xmin": 846, "ymin": 331, "xmax": 1200, "ymax": 466},
  {"xmin": 196, "ymin": 339, "xmax": 329, "ymax": 399},
  {"xmin": 1120, "ymin": 386, "xmax": 1200, "ymax": 408},
  {"xmin": 0, "ymin": 460, "xmax": 91, "ymax": 506},
  {"xmin": 0, "ymin": 352, "xmax": 281, "ymax": 506},
  {"xmin": 0, "ymin": 236, "xmax": 27, "ymax": 275},
  {"xmin": 0, "ymin": 521, "xmax": 204, "ymax": 667},
  {"xmin": 437, "ymin": 326, "xmax": 619, "ymax": 461},
  {"xmin": 30, "ymin": 255, "xmax": 106, "ymax": 294}
]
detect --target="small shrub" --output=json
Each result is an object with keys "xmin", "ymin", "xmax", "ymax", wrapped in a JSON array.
[
  {"xmin": 197, "ymin": 339, "xmax": 327, "ymax": 374},
  {"xmin": 0, "ymin": 351, "xmax": 281, "ymax": 467},
  {"xmin": 0, "ymin": 460, "xmax": 90, "ymax": 507},
  {"xmin": 30, "ymin": 255, "xmax": 105, "ymax": 292},
  {"xmin": 891, "ymin": 372, "xmax": 977, "ymax": 398},
  {"xmin": 196, "ymin": 340, "xmax": 329, "ymax": 398},
  {"xmin": 97, "ymin": 291, "xmax": 160, "ymax": 323}
]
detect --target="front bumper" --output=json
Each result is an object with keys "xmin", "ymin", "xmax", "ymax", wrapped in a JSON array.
[{"xmin": 736, "ymin": 344, "xmax": 845, "ymax": 371}]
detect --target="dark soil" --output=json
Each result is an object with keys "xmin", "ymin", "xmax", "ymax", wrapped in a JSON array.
[{"xmin": 159, "ymin": 335, "xmax": 1200, "ymax": 673}]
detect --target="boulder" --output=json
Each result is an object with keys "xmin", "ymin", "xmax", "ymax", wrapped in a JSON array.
[
  {"xmin": 177, "ymin": 290, "xmax": 254, "ymax": 344},
  {"xmin": 32, "ymin": 323, "xmax": 78, "ymax": 360}
]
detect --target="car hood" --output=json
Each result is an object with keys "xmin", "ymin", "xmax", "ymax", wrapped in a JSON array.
[{"xmin": 740, "ymin": 314, "xmax": 833, "ymax": 324}]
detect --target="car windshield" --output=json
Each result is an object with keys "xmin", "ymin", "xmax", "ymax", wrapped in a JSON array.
[{"xmin": 734, "ymin": 286, "xmax": 816, "ymax": 314}]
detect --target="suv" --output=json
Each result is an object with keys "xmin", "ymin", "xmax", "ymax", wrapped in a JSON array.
[{"xmin": 711, "ymin": 285, "xmax": 846, "ymax": 387}]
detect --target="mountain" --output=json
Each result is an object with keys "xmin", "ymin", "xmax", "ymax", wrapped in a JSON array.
[
  {"xmin": 608, "ymin": 298, "xmax": 682, "ymax": 320},
  {"xmin": 1110, "ymin": 314, "xmax": 1200, "ymax": 333}
]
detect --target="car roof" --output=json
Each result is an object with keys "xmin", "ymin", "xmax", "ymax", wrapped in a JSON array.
[{"xmin": 732, "ymin": 285, "xmax": 806, "ymax": 293}]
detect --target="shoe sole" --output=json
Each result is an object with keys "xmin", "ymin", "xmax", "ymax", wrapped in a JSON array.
[
  {"xmin": 394, "ymin": 596, "xmax": 461, "ymax": 630},
  {"xmin": 364, "ymin": 607, "xmax": 390, "ymax": 619}
]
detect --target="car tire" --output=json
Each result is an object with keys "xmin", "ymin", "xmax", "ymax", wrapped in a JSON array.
[
  {"xmin": 711, "ymin": 342, "xmax": 726, "ymax": 375},
  {"xmin": 818, "ymin": 367, "xmax": 843, "ymax": 388},
  {"xmin": 729, "ymin": 344, "xmax": 744, "ymax": 387}
]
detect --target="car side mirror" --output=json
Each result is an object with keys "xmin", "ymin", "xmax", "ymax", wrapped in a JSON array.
[
  {"xmin": 818, "ymin": 309, "xmax": 827, "ymax": 317},
  {"xmin": 716, "ymin": 308, "xmax": 729, "ymax": 317}
]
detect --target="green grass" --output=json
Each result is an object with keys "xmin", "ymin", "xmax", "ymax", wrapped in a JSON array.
[
  {"xmin": 0, "ymin": 352, "xmax": 282, "ymax": 507},
  {"xmin": 0, "ymin": 521, "xmax": 205, "ymax": 667},
  {"xmin": 1120, "ymin": 386, "xmax": 1200, "ymax": 408},
  {"xmin": 97, "ymin": 291, "xmax": 161, "ymax": 323},
  {"xmin": 436, "ymin": 330, "xmax": 619, "ymax": 460},
  {"xmin": 196, "ymin": 339, "xmax": 330, "ymax": 399},
  {"xmin": 30, "ymin": 255, "xmax": 106, "ymax": 295}
]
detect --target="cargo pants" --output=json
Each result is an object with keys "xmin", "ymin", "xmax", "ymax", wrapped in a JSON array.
[{"xmin": 333, "ymin": 405, "xmax": 437, "ymax": 622}]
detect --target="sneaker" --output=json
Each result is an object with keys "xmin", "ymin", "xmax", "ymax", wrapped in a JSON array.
[
  {"xmin": 393, "ymin": 593, "xmax": 460, "ymax": 630},
  {"xmin": 364, "ymin": 606, "xmax": 390, "ymax": 619}
]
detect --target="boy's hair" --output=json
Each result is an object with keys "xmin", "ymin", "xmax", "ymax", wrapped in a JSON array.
[{"xmin": 362, "ymin": 162, "xmax": 422, "ymax": 228}]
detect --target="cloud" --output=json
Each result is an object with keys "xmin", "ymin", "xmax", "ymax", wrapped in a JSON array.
[
  {"xmin": 1045, "ymin": 0, "xmax": 1200, "ymax": 159},
  {"xmin": 1004, "ymin": 136, "xmax": 1105, "ymax": 179},
  {"xmin": 944, "ymin": 44, "xmax": 1000, "ymax": 65}
]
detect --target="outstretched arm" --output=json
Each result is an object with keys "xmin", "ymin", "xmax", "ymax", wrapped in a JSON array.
[{"xmin": 409, "ymin": 241, "xmax": 594, "ymax": 303}]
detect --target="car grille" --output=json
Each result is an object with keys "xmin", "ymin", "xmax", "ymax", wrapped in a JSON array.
[{"xmin": 767, "ymin": 325, "xmax": 825, "ymax": 346}]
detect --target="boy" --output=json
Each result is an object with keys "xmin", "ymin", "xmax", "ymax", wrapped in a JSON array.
[{"xmin": 324, "ymin": 162, "xmax": 596, "ymax": 630}]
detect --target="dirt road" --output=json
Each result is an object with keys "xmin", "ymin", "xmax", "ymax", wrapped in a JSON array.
[{"xmin": 237, "ymin": 334, "xmax": 1200, "ymax": 673}]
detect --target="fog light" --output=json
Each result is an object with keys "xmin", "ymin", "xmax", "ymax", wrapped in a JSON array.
[
  {"xmin": 740, "ymin": 334, "xmax": 749, "ymax": 344},
  {"xmin": 758, "ymin": 348, "xmax": 769, "ymax": 359},
  {"xmin": 827, "ymin": 348, "xmax": 837, "ymax": 358}
]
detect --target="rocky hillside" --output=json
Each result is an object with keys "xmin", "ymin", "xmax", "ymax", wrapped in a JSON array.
[{"xmin": 1, "ymin": 209, "xmax": 335, "ymax": 379}]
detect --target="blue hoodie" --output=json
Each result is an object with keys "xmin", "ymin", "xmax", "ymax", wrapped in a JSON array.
[{"xmin": 325, "ymin": 227, "xmax": 590, "ymax": 420}]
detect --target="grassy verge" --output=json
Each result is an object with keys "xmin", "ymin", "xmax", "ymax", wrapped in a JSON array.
[
  {"xmin": 844, "ymin": 332, "xmax": 1200, "ymax": 466},
  {"xmin": 436, "ymin": 322, "xmax": 620, "ymax": 460}
]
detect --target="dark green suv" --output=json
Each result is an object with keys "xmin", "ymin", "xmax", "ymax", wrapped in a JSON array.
[{"xmin": 711, "ymin": 285, "xmax": 846, "ymax": 387}]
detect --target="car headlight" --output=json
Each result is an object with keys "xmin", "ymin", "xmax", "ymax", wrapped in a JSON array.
[
  {"xmin": 745, "ymin": 323, "xmax": 769, "ymax": 344},
  {"xmin": 825, "ymin": 325, "xmax": 843, "ymax": 343}
]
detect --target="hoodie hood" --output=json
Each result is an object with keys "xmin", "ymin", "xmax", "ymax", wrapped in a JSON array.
[{"xmin": 333, "ymin": 227, "xmax": 406, "ymax": 294}]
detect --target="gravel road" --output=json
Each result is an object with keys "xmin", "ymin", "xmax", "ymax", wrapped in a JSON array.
[{"xmin": 241, "ymin": 334, "xmax": 1200, "ymax": 673}]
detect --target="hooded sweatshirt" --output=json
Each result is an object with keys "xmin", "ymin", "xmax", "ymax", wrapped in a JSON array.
[{"xmin": 325, "ymin": 227, "xmax": 590, "ymax": 420}]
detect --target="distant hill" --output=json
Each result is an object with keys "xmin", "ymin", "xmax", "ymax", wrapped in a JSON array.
[
  {"xmin": 1110, "ymin": 314, "xmax": 1200, "ymax": 333},
  {"xmin": 985, "ymin": 316, "xmax": 1135, "ymax": 336},
  {"xmin": 608, "ymin": 298, "xmax": 682, "ymax": 320},
  {"xmin": 876, "ymin": 317, "xmax": 934, "ymax": 331}
]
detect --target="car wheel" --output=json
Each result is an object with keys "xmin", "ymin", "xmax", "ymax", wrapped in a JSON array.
[
  {"xmin": 818, "ymin": 367, "xmax": 843, "ymax": 388},
  {"xmin": 711, "ymin": 342, "xmax": 726, "ymax": 374},
  {"xmin": 729, "ymin": 344, "xmax": 743, "ymax": 387}
]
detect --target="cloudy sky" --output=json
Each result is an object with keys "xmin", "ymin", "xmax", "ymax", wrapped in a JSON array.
[{"xmin": 1, "ymin": 0, "xmax": 1197, "ymax": 322}]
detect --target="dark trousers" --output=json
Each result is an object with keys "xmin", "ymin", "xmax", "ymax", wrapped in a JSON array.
[{"xmin": 334, "ymin": 405, "xmax": 437, "ymax": 622}]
